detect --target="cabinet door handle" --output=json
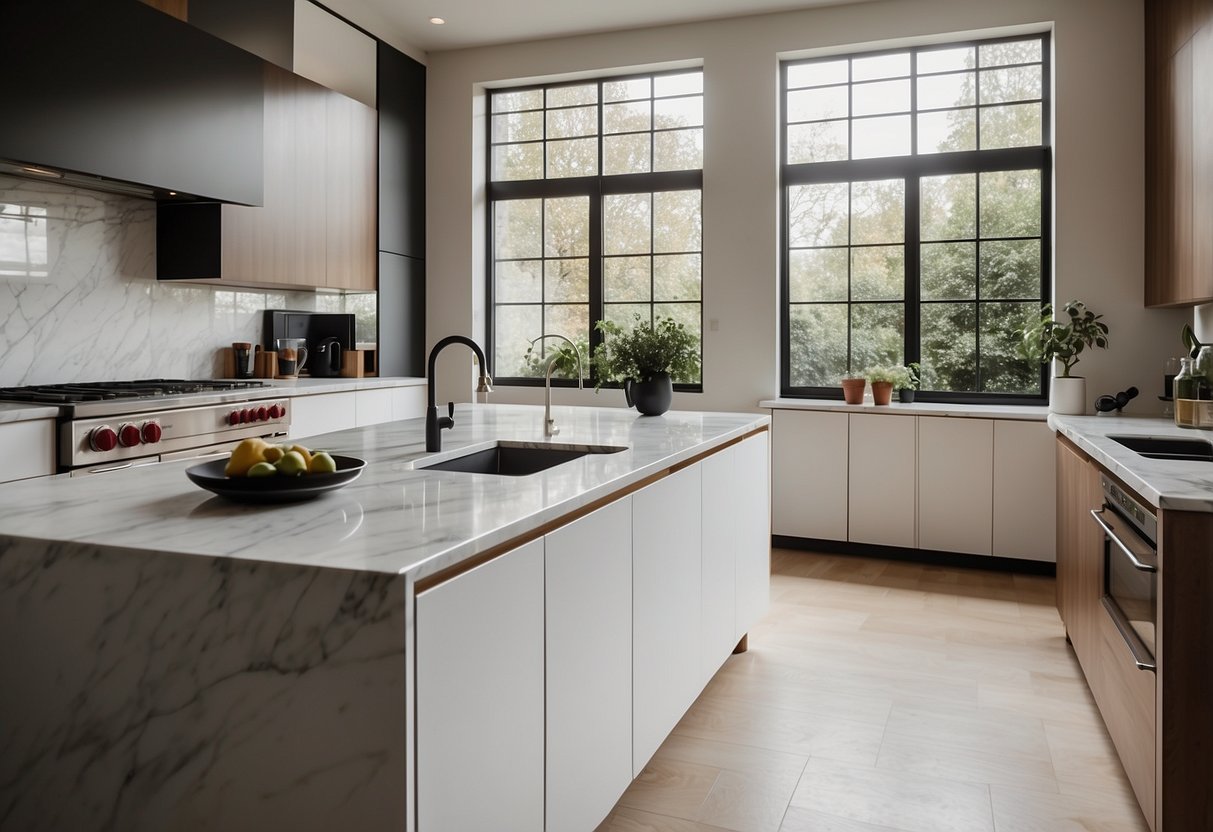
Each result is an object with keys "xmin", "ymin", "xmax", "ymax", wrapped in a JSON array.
[
  {"xmin": 1101, "ymin": 596, "xmax": 1157, "ymax": 673},
  {"xmin": 1089, "ymin": 508, "xmax": 1157, "ymax": 572}
]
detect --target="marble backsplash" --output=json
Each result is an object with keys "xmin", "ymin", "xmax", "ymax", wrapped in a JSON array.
[{"xmin": 0, "ymin": 175, "xmax": 375, "ymax": 386}]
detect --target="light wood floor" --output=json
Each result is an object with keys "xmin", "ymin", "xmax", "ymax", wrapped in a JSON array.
[{"xmin": 595, "ymin": 549, "xmax": 1150, "ymax": 832}]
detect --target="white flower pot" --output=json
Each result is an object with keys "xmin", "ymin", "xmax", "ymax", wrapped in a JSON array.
[{"xmin": 1050, "ymin": 376, "xmax": 1087, "ymax": 415}]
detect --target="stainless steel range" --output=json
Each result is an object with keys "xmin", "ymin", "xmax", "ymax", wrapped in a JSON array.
[{"xmin": 0, "ymin": 380, "xmax": 291, "ymax": 475}]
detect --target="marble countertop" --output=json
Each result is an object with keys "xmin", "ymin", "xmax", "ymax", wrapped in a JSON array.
[
  {"xmin": 761, "ymin": 397, "xmax": 1049, "ymax": 421},
  {"xmin": 0, "ymin": 402, "xmax": 61, "ymax": 424},
  {"xmin": 1049, "ymin": 414, "xmax": 1213, "ymax": 512},
  {"xmin": 240, "ymin": 376, "xmax": 427, "ymax": 397},
  {"xmin": 0, "ymin": 404, "xmax": 769, "ymax": 577}
]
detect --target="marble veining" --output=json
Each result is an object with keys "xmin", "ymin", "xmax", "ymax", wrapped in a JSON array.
[
  {"xmin": 0, "ymin": 538, "xmax": 407, "ymax": 832},
  {"xmin": 761, "ymin": 397, "xmax": 1049, "ymax": 421},
  {"xmin": 1049, "ymin": 414, "xmax": 1213, "ymax": 511},
  {"xmin": 0, "ymin": 402, "xmax": 59, "ymax": 423},
  {"xmin": 0, "ymin": 175, "xmax": 374, "ymax": 387},
  {"xmin": 0, "ymin": 404, "xmax": 769, "ymax": 577}
]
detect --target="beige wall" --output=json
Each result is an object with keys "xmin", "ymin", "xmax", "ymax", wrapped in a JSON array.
[{"xmin": 426, "ymin": 0, "xmax": 1189, "ymax": 413}]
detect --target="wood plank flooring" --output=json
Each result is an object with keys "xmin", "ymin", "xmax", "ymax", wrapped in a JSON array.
[{"xmin": 595, "ymin": 549, "xmax": 1149, "ymax": 832}]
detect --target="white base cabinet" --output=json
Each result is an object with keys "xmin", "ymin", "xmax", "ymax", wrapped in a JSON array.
[
  {"xmin": 993, "ymin": 420, "xmax": 1057, "ymax": 561},
  {"xmin": 734, "ymin": 431, "xmax": 771, "ymax": 643},
  {"xmin": 0, "ymin": 420, "xmax": 55, "ymax": 483},
  {"xmin": 415, "ymin": 539, "xmax": 545, "ymax": 832},
  {"xmin": 701, "ymin": 448, "xmax": 738, "ymax": 686},
  {"xmin": 545, "ymin": 499, "xmax": 633, "ymax": 832},
  {"xmin": 849, "ymin": 413, "xmax": 917, "ymax": 547},
  {"xmin": 772, "ymin": 410, "xmax": 848, "ymax": 540},
  {"xmin": 918, "ymin": 417, "xmax": 994, "ymax": 555},
  {"xmin": 287, "ymin": 391, "xmax": 357, "ymax": 440}
]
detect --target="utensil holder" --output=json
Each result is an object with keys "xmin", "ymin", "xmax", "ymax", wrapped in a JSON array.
[{"xmin": 341, "ymin": 348, "xmax": 378, "ymax": 378}]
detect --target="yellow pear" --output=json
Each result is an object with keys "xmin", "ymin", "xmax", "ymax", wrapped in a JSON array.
[
  {"xmin": 289, "ymin": 444, "xmax": 314, "ymax": 467},
  {"xmin": 224, "ymin": 438, "xmax": 271, "ymax": 477}
]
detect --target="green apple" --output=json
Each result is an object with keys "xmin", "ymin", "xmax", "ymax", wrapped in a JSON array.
[
  {"xmin": 275, "ymin": 450, "xmax": 308, "ymax": 476},
  {"xmin": 247, "ymin": 461, "xmax": 278, "ymax": 477},
  {"xmin": 309, "ymin": 451, "xmax": 337, "ymax": 474}
]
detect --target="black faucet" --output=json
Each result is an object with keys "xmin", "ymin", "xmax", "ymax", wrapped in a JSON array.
[{"xmin": 426, "ymin": 335, "xmax": 493, "ymax": 452}]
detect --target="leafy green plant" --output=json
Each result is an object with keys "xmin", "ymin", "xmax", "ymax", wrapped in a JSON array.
[
  {"xmin": 865, "ymin": 366, "xmax": 901, "ymax": 385},
  {"xmin": 518, "ymin": 337, "xmax": 589, "ymax": 380},
  {"xmin": 899, "ymin": 362, "xmax": 921, "ymax": 390},
  {"xmin": 1017, "ymin": 301, "xmax": 1109, "ymax": 378},
  {"xmin": 592, "ymin": 315, "xmax": 701, "ymax": 388}
]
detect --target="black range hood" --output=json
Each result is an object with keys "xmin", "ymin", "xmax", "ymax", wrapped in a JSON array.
[{"xmin": 0, "ymin": 0, "xmax": 264, "ymax": 205}]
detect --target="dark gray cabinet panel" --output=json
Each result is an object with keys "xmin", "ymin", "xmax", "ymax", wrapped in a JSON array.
[
  {"xmin": 188, "ymin": 0, "xmax": 294, "ymax": 70},
  {"xmin": 378, "ymin": 42, "xmax": 426, "ymax": 259},
  {"xmin": 378, "ymin": 252, "xmax": 425, "ymax": 377}
]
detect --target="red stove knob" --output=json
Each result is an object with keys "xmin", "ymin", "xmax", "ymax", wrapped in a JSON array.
[
  {"xmin": 268, "ymin": 404, "xmax": 282, "ymax": 419},
  {"xmin": 239, "ymin": 409, "xmax": 251, "ymax": 424},
  {"xmin": 141, "ymin": 421, "xmax": 162, "ymax": 444},
  {"xmin": 229, "ymin": 410, "xmax": 241, "ymax": 425},
  {"xmin": 118, "ymin": 423, "xmax": 142, "ymax": 447},
  {"xmin": 256, "ymin": 406, "xmax": 268, "ymax": 422},
  {"xmin": 89, "ymin": 425, "xmax": 118, "ymax": 452}
]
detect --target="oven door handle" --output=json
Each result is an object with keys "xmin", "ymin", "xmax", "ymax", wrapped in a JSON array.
[
  {"xmin": 1101, "ymin": 596, "xmax": 1157, "ymax": 672},
  {"xmin": 1090, "ymin": 508, "xmax": 1158, "ymax": 573}
]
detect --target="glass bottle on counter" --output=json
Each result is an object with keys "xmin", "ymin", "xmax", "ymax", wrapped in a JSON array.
[
  {"xmin": 1173, "ymin": 357, "xmax": 1205, "ymax": 428},
  {"xmin": 1196, "ymin": 346, "xmax": 1213, "ymax": 400}
]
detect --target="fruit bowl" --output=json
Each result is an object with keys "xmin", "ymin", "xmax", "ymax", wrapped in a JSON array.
[{"xmin": 185, "ymin": 455, "xmax": 367, "ymax": 503}]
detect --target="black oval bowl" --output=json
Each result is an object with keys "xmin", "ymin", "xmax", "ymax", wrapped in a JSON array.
[{"xmin": 186, "ymin": 455, "xmax": 367, "ymax": 503}]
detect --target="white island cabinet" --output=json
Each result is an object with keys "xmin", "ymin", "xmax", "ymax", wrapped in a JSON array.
[{"xmin": 0, "ymin": 418, "xmax": 55, "ymax": 483}]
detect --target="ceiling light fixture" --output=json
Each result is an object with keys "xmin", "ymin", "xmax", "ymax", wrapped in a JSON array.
[{"xmin": 429, "ymin": 17, "xmax": 445, "ymax": 24}]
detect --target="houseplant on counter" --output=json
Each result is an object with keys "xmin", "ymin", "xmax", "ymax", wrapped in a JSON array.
[
  {"xmin": 865, "ymin": 367, "xmax": 900, "ymax": 406},
  {"xmin": 592, "ymin": 315, "xmax": 700, "ymax": 416},
  {"xmin": 1018, "ymin": 300, "xmax": 1110, "ymax": 415},
  {"xmin": 840, "ymin": 374, "xmax": 866, "ymax": 405},
  {"xmin": 894, "ymin": 362, "xmax": 921, "ymax": 403}
]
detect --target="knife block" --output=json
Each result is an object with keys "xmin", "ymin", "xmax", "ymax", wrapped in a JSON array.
[
  {"xmin": 341, "ymin": 348, "xmax": 377, "ymax": 378},
  {"xmin": 256, "ymin": 351, "xmax": 278, "ymax": 379}
]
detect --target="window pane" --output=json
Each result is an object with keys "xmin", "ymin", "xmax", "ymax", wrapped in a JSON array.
[
  {"xmin": 654, "ymin": 254, "xmax": 701, "ymax": 301},
  {"xmin": 921, "ymin": 242, "xmax": 976, "ymax": 300},
  {"xmin": 980, "ymin": 170, "xmax": 1041, "ymax": 238},
  {"xmin": 496, "ymin": 304, "xmax": 542, "ymax": 376},
  {"xmin": 918, "ymin": 46, "xmax": 974, "ymax": 74},
  {"xmin": 787, "ymin": 121, "xmax": 848, "ymax": 164},
  {"xmin": 851, "ymin": 303, "xmax": 904, "ymax": 371},
  {"xmin": 493, "ymin": 111, "xmax": 543, "ymax": 143},
  {"xmin": 653, "ymin": 128, "xmax": 703, "ymax": 171},
  {"xmin": 544, "ymin": 196, "xmax": 589, "ymax": 257},
  {"xmin": 604, "ymin": 193, "xmax": 651, "ymax": 255},
  {"xmin": 546, "ymin": 105, "xmax": 598, "ymax": 138},
  {"xmin": 654, "ymin": 96, "xmax": 703, "ymax": 129},
  {"xmin": 921, "ymin": 302, "xmax": 976, "ymax": 391},
  {"xmin": 980, "ymin": 65, "xmax": 1042, "ymax": 104},
  {"xmin": 603, "ymin": 302, "xmax": 650, "ymax": 331},
  {"xmin": 604, "ymin": 78, "xmax": 650, "ymax": 102},
  {"xmin": 980, "ymin": 239, "xmax": 1041, "ymax": 299},
  {"xmin": 852, "ymin": 52, "xmax": 910, "ymax": 81},
  {"xmin": 852, "ymin": 114, "xmax": 910, "ymax": 159},
  {"xmin": 852, "ymin": 79, "xmax": 910, "ymax": 116},
  {"xmin": 492, "ymin": 143, "xmax": 543, "ymax": 181},
  {"xmin": 921, "ymin": 173, "xmax": 976, "ymax": 241},
  {"xmin": 546, "ymin": 84, "xmax": 597, "ymax": 108},
  {"xmin": 493, "ymin": 89, "xmax": 542, "ymax": 113},
  {"xmin": 980, "ymin": 301, "xmax": 1040, "ymax": 393},
  {"xmin": 544, "ymin": 259, "xmax": 589, "ymax": 302},
  {"xmin": 604, "ymin": 256, "xmax": 652, "ymax": 302},
  {"xmin": 789, "ymin": 248, "xmax": 848, "ymax": 302},
  {"xmin": 788, "ymin": 182, "xmax": 849, "ymax": 247},
  {"xmin": 604, "ymin": 100, "xmax": 650, "ymax": 134},
  {"xmin": 917, "ymin": 72, "xmax": 975, "ymax": 110},
  {"xmin": 787, "ymin": 85, "xmax": 848, "ymax": 122},
  {"xmin": 851, "ymin": 246, "xmax": 904, "ymax": 301},
  {"xmin": 654, "ymin": 72, "xmax": 702, "ymax": 97},
  {"xmin": 653, "ymin": 190, "xmax": 701, "ymax": 253},
  {"xmin": 979, "ymin": 103, "xmax": 1042, "ymax": 149},
  {"xmin": 495, "ymin": 199, "xmax": 542, "ymax": 259},
  {"xmin": 495, "ymin": 259, "xmax": 542, "ymax": 303},
  {"xmin": 917, "ymin": 109, "xmax": 976, "ymax": 154},
  {"xmin": 787, "ymin": 59, "xmax": 848, "ymax": 88},
  {"xmin": 603, "ymin": 133, "xmax": 652, "ymax": 175},
  {"xmin": 544, "ymin": 303, "xmax": 589, "ymax": 344},
  {"xmin": 851, "ymin": 179, "xmax": 905, "ymax": 245},
  {"xmin": 545, "ymin": 138, "xmax": 598, "ymax": 178},
  {"xmin": 654, "ymin": 302, "xmax": 703, "ymax": 382},
  {"xmin": 979, "ymin": 39, "xmax": 1042, "ymax": 68},
  {"xmin": 789, "ymin": 304, "xmax": 848, "ymax": 387}
]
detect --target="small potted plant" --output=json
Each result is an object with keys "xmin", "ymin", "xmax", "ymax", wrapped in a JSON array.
[
  {"xmin": 895, "ymin": 362, "xmax": 921, "ymax": 403},
  {"xmin": 865, "ymin": 366, "xmax": 900, "ymax": 406},
  {"xmin": 1018, "ymin": 300, "xmax": 1110, "ymax": 415},
  {"xmin": 592, "ymin": 315, "xmax": 700, "ymax": 416},
  {"xmin": 840, "ymin": 374, "xmax": 866, "ymax": 405}
]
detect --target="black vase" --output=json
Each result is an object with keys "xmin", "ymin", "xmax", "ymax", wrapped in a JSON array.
[
  {"xmin": 898, "ymin": 389, "xmax": 916, "ymax": 403},
  {"xmin": 624, "ymin": 373, "xmax": 673, "ymax": 416}
]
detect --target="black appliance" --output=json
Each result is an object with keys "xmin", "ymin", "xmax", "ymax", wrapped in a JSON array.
[
  {"xmin": 0, "ymin": 0, "xmax": 264, "ymax": 204},
  {"xmin": 263, "ymin": 311, "xmax": 355, "ymax": 375},
  {"xmin": 1091, "ymin": 475, "xmax": 1157, "ymax": 672},
  {"xmin": 311, "ymin": 338, "xmax": 344, "ymax": 378}
]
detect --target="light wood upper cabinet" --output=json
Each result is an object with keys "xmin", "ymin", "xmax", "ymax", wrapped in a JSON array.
[{"xmin": 325, "ymin": 91, "xmax": 378, "ymax": 291}]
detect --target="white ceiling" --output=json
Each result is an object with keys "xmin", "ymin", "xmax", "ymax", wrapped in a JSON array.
[{"xmin": 335, "ymin": 0, "xmax": 877, "ymax": 54}]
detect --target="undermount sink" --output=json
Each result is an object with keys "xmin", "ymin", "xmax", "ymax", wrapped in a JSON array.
[
  {"xmin": 1108, "ymin": 434, "xmax": 1213, "ymax": 462},
  {"xmin": 415, "ymin": 442, "xmax": 628, "ymax": 476}
]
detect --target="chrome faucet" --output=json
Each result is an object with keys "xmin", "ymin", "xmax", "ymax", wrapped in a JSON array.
[
  {"xmin": 529, "ymin": 334, "xmax": 583, "ymax": 437},
  {"xmin": 426, "ymin": 335, "xmax": 493, "ymax": 452}
]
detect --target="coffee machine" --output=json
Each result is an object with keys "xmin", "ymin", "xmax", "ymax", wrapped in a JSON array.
[{"xmin": 262, "ymin": 311, "xmax": 355, "ymax": 376}]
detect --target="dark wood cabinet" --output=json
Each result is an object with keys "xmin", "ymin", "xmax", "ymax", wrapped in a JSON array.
[
  {"xmin": 1055, "ymin": 436, "xmax": 1103, "ymax": 676},
  {"xmin": 1146, "ymin": 0, "xmax": 1213, "ymax": 306}
]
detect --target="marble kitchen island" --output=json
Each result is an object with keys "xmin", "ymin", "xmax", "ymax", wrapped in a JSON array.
[{"xmin": 0, "ymin": 403, "xmax": 771, "ymax": 832}]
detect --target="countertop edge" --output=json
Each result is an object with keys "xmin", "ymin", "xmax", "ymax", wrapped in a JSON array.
[
  {"xmin": 760, "ymin": 398, "xmax": 1049, "ymax": 421},
  {"xmin": 0, "ymin": 404, "xmax": 61, "ymax": 424}
]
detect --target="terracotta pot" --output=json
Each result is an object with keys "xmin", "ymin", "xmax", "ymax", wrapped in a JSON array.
[
  {"xmin": 841, "ymin": 378, "xmax": 866, "ymax": 405},
  {"xmin": 871, "ymin": 381, "xmax": 893, "ymax": 405}
]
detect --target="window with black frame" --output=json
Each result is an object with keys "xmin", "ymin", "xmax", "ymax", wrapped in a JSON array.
[
  {"xmin": 488, "ymin": 71, "xmax": 705, "ymax": 387},
  {"xmin": 781, "ymin": 34, "xmax": 1051, "ymax": 401}
]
